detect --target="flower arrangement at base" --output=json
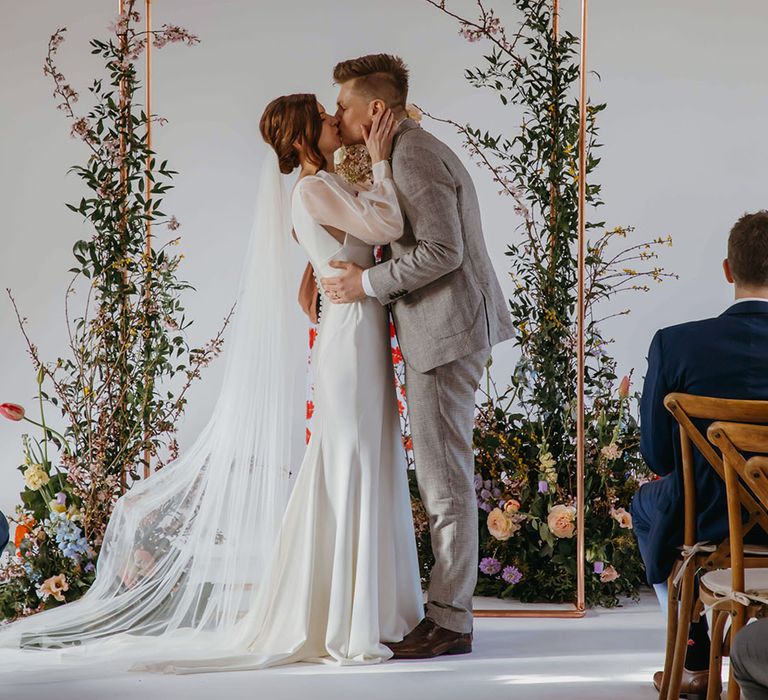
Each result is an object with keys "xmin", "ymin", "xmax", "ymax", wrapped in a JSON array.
[{"xmin": 413, "ymin": 0, "xmax": 677, "ymax": 606}]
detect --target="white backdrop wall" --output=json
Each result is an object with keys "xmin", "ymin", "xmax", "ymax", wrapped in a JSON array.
[{"xmin": 1, "ymin": 0, "xmax": 766, "ymax": 514}]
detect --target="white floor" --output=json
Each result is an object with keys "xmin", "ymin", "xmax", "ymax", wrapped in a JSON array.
[{"xmin": 3, "ymin": 589, "xmax": 729, "ymax": 700}]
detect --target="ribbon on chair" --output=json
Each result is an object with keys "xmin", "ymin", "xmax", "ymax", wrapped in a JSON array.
[
  {"xmin": 702, "ymin": 589, "xmax": 768, "ymax": 615},
  {"xmin": 672, "ymin": 541, "xmax": 717, "ymax": 587}
]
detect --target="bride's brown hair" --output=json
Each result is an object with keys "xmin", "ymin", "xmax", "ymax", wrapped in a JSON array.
[{"xmin": 259, "ymin": 94, "xmax": 327, "ymax": 175}]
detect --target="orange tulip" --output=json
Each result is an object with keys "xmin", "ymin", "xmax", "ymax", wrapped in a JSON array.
[{"xmin": 618, "ymin": 376, "xmax": 631, "ymax": 399}]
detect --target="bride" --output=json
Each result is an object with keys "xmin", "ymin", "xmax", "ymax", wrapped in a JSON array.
[{"xmin": 0, "ymin": 94, "xmax": 424, "ymax": 675}]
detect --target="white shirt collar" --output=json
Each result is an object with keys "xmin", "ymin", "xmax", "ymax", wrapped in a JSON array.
[{"xmin": 729, "ymin": 296, "xmax": 768, "ymax": 308}]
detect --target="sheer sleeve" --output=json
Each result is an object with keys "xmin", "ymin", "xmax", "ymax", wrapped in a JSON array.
[{"xmin": 297, "ymin": 161, "xmax": 404, "ymax": 245}]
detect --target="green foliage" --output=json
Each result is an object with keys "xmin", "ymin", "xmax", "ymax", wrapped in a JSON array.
[
  {"xmin": 1, "ymin": 3, "xmax": 226, "ymax": 620},
  {"xmin": 422, "ymin": 0, "xmax": 676, "ymax": 606}
]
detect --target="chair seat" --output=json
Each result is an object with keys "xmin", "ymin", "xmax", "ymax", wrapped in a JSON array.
[
  {"xmin": 743, "ymin": 544, "xmax": 768, "ymax": 555},
  {"xmin": 701, "ymin": 567, "xmax": 768, "ymax": 603}
]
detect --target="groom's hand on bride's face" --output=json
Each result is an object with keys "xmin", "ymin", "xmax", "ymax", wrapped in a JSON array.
[{"xmin": 320, "ymin": 261, "xmax": 366, "ymax": 303}]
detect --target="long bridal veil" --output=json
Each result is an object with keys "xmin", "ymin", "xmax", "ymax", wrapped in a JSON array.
[{"xmin": 0, "ymin": 148, "xmax": 309, "ymax": 676}]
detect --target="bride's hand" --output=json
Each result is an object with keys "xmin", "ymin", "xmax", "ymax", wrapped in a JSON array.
[{"xmin": 361, "ymin": 108, "xmax": 396, "ymax": 164}]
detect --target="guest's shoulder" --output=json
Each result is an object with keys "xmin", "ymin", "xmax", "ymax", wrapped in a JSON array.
[{"xmin": 654, "ymin": 314, "xmax": 725, "ymax": 346}]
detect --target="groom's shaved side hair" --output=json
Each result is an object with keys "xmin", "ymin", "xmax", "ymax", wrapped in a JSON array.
[
  {"xmin": 728, "ymin": 210, "xmax": 768, "ymax": 286},
  {"xmin": 333, "ymin": 54, "xmax": 409, "ymax": 109}
]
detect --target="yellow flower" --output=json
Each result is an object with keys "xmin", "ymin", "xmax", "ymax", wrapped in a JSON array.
[
  {"xmin": 49, "ymin": 499, "xmax": 67, "ymax": 514},
  {"xmin": 24, "ymin": 463, "xmax": 50, "ymax": 491},
  {"xmin": 539, "ymin": 450, "xmax": 556, "ymax": 471},
  {"xmin": 405, "ymin": 103, "xmax": 423, "ymax": 123}
]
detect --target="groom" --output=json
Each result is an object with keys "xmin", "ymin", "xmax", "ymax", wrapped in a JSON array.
[{"xmin": 320, "ymin": 53, "xmax": 515, "ymax": 659}]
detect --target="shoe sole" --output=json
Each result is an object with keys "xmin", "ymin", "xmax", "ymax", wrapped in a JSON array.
[{"xmin": 392, "ymin": 645, "xmax": 472, "ymax": 660}]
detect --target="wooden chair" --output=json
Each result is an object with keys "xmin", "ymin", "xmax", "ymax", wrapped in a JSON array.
[
  {"xmin": 705, "ymin": 423, "xmax": 768, "ymax": 700},
  {"xmin": 659, "ymin": 394, "xmax": 768, "ymax": 700}
]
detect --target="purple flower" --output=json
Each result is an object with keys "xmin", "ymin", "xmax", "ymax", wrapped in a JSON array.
[
  {"xmin": 85, "ymin": 561, "xmax": 95, "ymax": 573},
  {"xmin": 491, "ymin": 487, "xmax": 501, "ymax": 498},
  {"xmin": 501, "ymin": 565, "xmax": 523, "ymax": 585},
  {"xmin": 478, "ymin": 501, "xmax": 493, "ymax": 513},
  {"xmin": 473, "ymin": 474, "xmax": 483, "ymax": 490},
  {"xmin": 479, "ymin": 557, "xmax": 502, "ymax": 575},
  {"xmin": 593, "ymin": 561, "xmax": 605, "ymax": 575},
  {"xmin": 483, "ymin": 480, "xmax": 492, "ymax": 491},
  {"xmin": 55, "ymin": 491, "xmax": 66, "ymax": 505},
  {"xmin": 538, "ymin": 480, "xmax": 549, "ymax": 493},
  {"xmin": 480, "ymin": 488, "xmax": 491, "ymax": 500}
]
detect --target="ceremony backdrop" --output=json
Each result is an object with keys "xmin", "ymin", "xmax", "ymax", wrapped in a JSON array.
[{"xmin": 1, "ymin": 0, "xmax": 767, "ymax": 517}]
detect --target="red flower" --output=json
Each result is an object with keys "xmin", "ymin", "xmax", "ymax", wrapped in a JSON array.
[
  {"xmin": 399, "ymin": 385, "xmax": 407, "ymax": 397},
  {"xmin": 309, "ymin": 327, "xmax": 317, "ymax": 349},
  {"xmin": 0, "ymin": 403, "xmax": 25, "ymax": 421},
  {"xmin": 305, "ymin": 428, "xmax": 311, "ymax": 444},
  {"xmin": 14, "ymin": 524, "xmax": 30, "ymax": 550},
  {"xmin": 389, "ymin": 321, "xmax": 396, "ymax": 338},
  {"xmin": 391, "ymin": 347, "xmax": 403, "ymax": 365},
  {"xmin": 397, "ymin": 400, "xmax": 405, "ymax": 416},
  {"xmin": 306, "ymin": 400, "xmax": 314, "ymax": 420},
  {"xmin": 403, "ymin": 436, "xmax": 413, "ymax": 451}
]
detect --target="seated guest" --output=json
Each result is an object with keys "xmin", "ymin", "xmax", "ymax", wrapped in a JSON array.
[
  {"xmin": 732, "ymin": 619, "xmax": 768, "ymax": 700},
  {"xmin": 631, "ymin": 210, "xmax": 768, "ymax": 696},
  {"xmin": 0, "ymin": 510, "xmax": 7, "ymax": 554}
]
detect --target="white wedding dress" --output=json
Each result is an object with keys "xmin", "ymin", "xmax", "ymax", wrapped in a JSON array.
[
  {"xmin": 0, "ymin": 155, "xmax": 423, "ymax": 677},
  {"xmin": 156, "ymin": 161, "xmax": 425, "ymax": 672}
]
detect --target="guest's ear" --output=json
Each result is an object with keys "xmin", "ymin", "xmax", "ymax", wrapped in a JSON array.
[{"xmin": 723, "ymin": 258, "xmax": 735, "ymax": 283}]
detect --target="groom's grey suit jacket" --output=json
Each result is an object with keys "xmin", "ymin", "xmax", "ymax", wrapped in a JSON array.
[{"xmin": 366, "ymin": 118, "xmax": 515, "ymax": 373}]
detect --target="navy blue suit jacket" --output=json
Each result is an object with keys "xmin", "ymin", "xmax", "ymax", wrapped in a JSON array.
[
  {"xmin": 635, "ymin": 299, "xmax": 768, "ymax": 584},
  {"xmin": 0, "ymin": 511, "xmax": 8, "ymax": 554}
]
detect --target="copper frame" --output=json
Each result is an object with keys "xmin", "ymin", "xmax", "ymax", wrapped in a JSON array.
[
  {"xmin": 135, "ymin": 0, "xmax": 590, "ymax": 617},
  {"xmin": 475, "ymin": 0, "xmax": 588, "ymax": 619},
  {"xmin": 118, "ymin": 0, "xmax": 153, "ymax": 480}
]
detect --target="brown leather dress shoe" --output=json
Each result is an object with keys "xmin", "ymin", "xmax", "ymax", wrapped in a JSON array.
[
  {"xmin": 652, "ymin": 668, "xmax": 719, "ymax": 699},
  {"xmin": 386, "ymin": 617, "xmax": 472, "ymax": 659}
]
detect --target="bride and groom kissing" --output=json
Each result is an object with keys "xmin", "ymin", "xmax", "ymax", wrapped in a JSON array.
[
  {"xmin": 0, "ymin": 52, "xmax": 514, "ymax": 674},
  {"xmin": 255, "ymin": 51, "xmax": 515, "ymax": 663}
]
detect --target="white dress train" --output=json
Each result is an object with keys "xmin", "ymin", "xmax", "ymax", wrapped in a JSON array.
[{"xmin": 134, "ymin": 160, "xmax": 425, "ymax": 673}]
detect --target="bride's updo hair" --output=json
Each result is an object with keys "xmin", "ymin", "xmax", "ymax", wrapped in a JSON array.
[{"xmin": 259, "ymin": 94, "xmax": 327, "ymax": 174}]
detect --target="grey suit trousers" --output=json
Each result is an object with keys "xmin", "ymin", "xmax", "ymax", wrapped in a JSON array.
[
  {"xmin": 404, "ymin": 344, "xmax": 492, "ymax": 634},
  {"xmin": 731, "ymin": 619, "xmax": 768, "ymax": 700}
]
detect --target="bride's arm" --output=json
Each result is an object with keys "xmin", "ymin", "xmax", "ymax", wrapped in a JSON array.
[{"xmin": 297, "ymin": 161, "xmax": 404, "ymax": 245}]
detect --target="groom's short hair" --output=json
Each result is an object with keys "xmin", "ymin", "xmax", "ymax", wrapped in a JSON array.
[
  {"xmin": 728, "ymin": 210, "xmax": 768, "ymax": 286},
  {"xmin": 333, "ymin": 54, "xmax": 409, "ymax": 109}
]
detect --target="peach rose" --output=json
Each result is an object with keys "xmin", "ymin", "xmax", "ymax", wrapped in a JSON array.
[
  {"xmin": 487, "ymin": 508, "xmax": 517, "ymax": 541},
  {"xmin": 547, "ymin": 504, "xmax": 577, "ymax": 539}
]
